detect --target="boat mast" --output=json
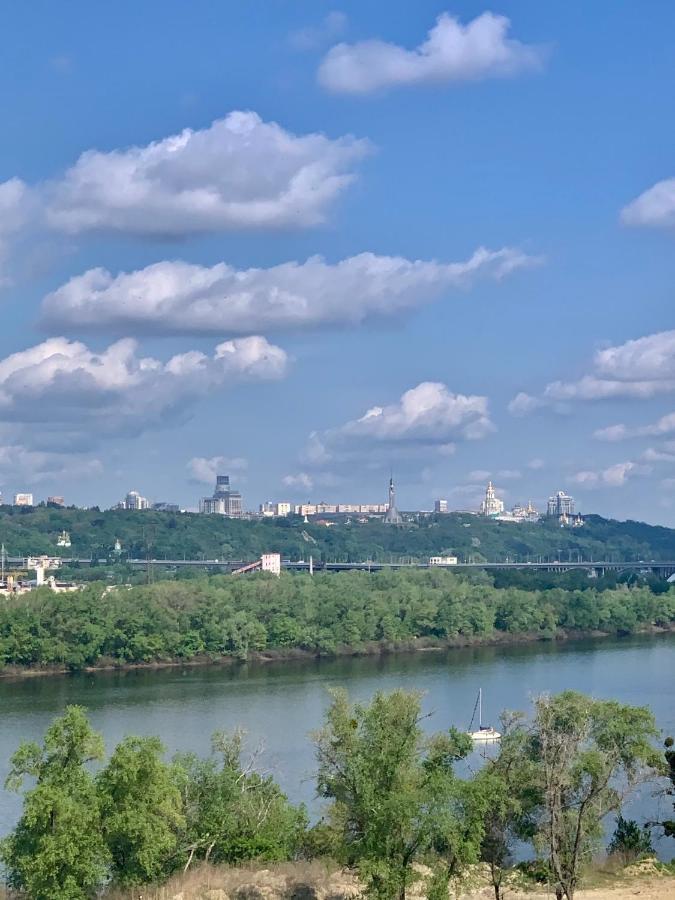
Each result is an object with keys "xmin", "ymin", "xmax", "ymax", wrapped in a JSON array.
[{"xmin": 479, "ymin": 688, "xmax": 482, "ymax": 729}]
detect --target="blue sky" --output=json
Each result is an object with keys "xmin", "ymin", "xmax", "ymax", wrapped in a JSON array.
[{"xmin": 2, "ymin": 1, "xmax": 675, "ymax": 522}]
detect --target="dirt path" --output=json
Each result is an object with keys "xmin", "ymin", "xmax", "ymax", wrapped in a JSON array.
[{"xmin": 471, "ymin": 875, "xmax": 675, "ymax": 899}]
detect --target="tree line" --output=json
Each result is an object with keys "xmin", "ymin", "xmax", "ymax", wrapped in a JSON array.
[
  {"xmin": 3, "ymin": 504, "xmax": 675, "ymax": 566},
  {"xmin": 1, "ymin": 691, "xmax": 672, "ymax": 900},
  {"xmin": 0, "ymin": 569, "xmax": 674, "ymax": 671}
]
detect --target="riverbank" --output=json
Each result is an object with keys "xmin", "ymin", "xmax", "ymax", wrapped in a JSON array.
[
  {"xmin": 1, "ymin": 621, "xmax": 674, "ymax": 681},
  {"xmin": 87, "ymin": 859, "xmax": 675, "ymax": 900}
]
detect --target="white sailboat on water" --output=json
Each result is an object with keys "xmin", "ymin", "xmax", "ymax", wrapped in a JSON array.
[{"xmin": 467, "ymin": 688, "xmax": 501, "ymax": 743}]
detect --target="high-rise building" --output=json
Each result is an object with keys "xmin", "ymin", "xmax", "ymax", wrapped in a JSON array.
[
  {"xmin": 47, "ymin": 496, "xmax": 65, "ymax": 507},
  {"xmin": 383, "ymin": 476, "xmax": 403, "ymax": 525},
  {"xmin": 547, "ymin": 490, "xmax": 575, "ymax": 517},
  {"xmin": 200, "ymin": 474, "xmax": 243, "ymax": 517},
  {"xmin": 479, "ymin": 481, "xmax": 504, "ymax": 517},
  {"xmin": 434, "ymin": 499, "xmax": 449, "ymax": 514},
  {"xmin": 13, "ymin": 493, "xmax": 34, "ymax": 507}
]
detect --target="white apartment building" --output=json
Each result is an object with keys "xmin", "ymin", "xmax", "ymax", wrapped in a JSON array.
[{"xmin": 13, "ymin": 493, "xmax": 34, "ymax": 506}]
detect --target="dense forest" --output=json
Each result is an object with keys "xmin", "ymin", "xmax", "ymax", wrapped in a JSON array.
[
  {"xmin": 2, "ymin": 505, "xmax": 675, "ymax": 565},
  {"xmin": 0, "ymin": 568, "xmax": 673, "ymax": 671}
]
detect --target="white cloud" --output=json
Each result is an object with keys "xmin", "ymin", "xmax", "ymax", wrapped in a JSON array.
[
  {"xmin": 188, "ymin": 455, "xmax": 248, "ymax": 484},
  {"xmin": 41, "ymin": 246, "xmax": 537, "ymax": 336},
  {"xmin": 0, "ymin": 335, "xmax": 287, "ymax": 450},
  {"xmin": 0, "ymin": 444, "xmax": 103, "ymax": 485},
  {"xmin": 507, "ymin": 392, "xmax": 541, "ymax": 416},
  {"xmin": 593, "ymin": 424, "xmax": 629, "ymax": 442},
  {"xmin": 643, "ymin": 447, "xmax": 675, "ymax": 463},
  {"xmin": 510, "ymin": 330, "xmax": 675, "ymax": 414},
  {"xmin": 594, "ymin": 412, "xmax": 675, "ymax": 442},
  {"xmin": 290, "ymin": 11, "xmax": 348, "ymax": 50},
  {"xmin": 45, "ymin": 111, "xmax": 369, "ymax": 236},
  {"xmin": 1, "ymin": 112, "xmax": 367, "ymax": 243},
  {"xmin": 527, "ymin": 457, "xmax": 544, "ymax": 469},
  {"xmin": 318, "ymin": 11, "xmax": 543, "ymax": 94},
  {"xmin": 282, "ymin": 472, "xmax": 314, "ymax": 490},
  {"xmin": 569, "ymin": 461, "xmax": 648, "ymax": 489},
  {"xmin": 307, "ymin": 382, "xmax": 494, "ymax": 465},
  {"xmin": 621, "ymin": 178, "xmax": 675, "ymax": 229}
]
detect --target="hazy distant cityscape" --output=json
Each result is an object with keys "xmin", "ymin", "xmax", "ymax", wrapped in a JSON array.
[{"xmin": 3, "ymin": 472, "xmax": 582, "ymax": 527}]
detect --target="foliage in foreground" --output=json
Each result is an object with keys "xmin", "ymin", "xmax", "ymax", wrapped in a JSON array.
[
  {"xmin": 0, "ymin": 568, "xmax": 674, "ymax": 670},
  {"xmin": 0, "ymin": 690, "xmax": 664, "ymax": 900}
]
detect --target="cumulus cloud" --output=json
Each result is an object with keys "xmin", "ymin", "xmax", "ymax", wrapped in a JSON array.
[
  {"xmin": 527, "ymin": 457, "xmax": 544, "ymax": 469},
  {"xmin": 0, "ymin": 444, "xmax": 103, "ymax": 484},
  {"xmin": 569, "ymin": 461, "xmax": 648, "ymax": 489},
  {"xmin": 188, "ymin": 455, "xmax": 248, "ymax": 484},
  {"xmin": 318, "ymin": 11, "xmax": 543, "ymax": 94},
  {"xmin": 0, "ymin": 335, "xmax": 287, "ymax": 450},
  {"xmin": 643, "ymin": 446, "xmax": 675, "ymax": 463},
  {"xmin": 306, "ymin": 382, "xmax": 494, "ymax": 465},
  {"xmin": 40, "ymin": 246, "xmax": 536, "ymax": 336},
  {"xmin": 0, "ymin": 112, "xmax": 368, "ymax": 250},
  {"xmin": 510, "ymin": 330, "xmax": 675, "ymax": 414},
  {"xmin": 43, "ymin": 111, "xmax": 369, "ymax": 237},
  {"xmin": 594, "ymin": 412, "xmax": 675, "ymax": 442},
  {"xmin": 621, "ymin": 178, "xmax": 675, "ymax": 229}
]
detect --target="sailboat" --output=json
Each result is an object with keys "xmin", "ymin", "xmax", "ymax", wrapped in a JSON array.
[{"xmin": 467, "ymin": 688, "xmax": 501, "ymax": 743}]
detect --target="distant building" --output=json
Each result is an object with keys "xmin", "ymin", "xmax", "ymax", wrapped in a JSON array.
[
  {"xmin": 200, "ymin": 474, "xmax": 243, "ymax": 518},
  {"xmin": 261, "ymin": 553, "xmax": 281, "ymax": 576},
  {"xmin": 510, "ymin": 501, "xmax": 539, "ymax": 522},
  {"xmin": 121, "ymin": 490, "xmax": 149, "ymax": 510},
  {"xmin": 384, "ymin": 477, "xmax": 403, "ymax": 525},
  {"xmin": 47, "ymin": 496, "xmax": 65, "ymax": 507},
  {"xmin": 260, "ymin": 501, "xmax": 292, "ymax": 517},
  {"xmin": 429, "ymin": 555, "xmax": 458, "ymax": 566},
  {"xmin": 290, "ymin": 502, "xmax": 387, "ymax": 516},
  {"xmin": 547, "ymin": 490, "xmax": 575, "ymax": 517},
  {"xmin": 479, "ymin": 482, "xmax": 504, "ymax": 517},
  {"xmin": 56, "ymin": 530, "xmax": 71, "ymax": 547},
  {"xmin": 152, "ymin": 502, "xmax": 180, "ymax": 512},
  {"xmin": 434, "ymin": 499, "xmax": 449, "ymax": 514},
  {"xmin": 13, "ymin": 493, "xmax": 34, "ymax": 507}
]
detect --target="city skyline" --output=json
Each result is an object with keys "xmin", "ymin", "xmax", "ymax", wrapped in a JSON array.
[{"xmin": 1, "ymin": 4, "xmax": 675, "ymax": 523}]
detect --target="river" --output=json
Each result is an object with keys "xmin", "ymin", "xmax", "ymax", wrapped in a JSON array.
[{"xmin": 1, "ymin": 633, "xmax": 674, "ymax": 858}]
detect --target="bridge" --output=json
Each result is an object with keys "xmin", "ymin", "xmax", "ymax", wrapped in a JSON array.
[{"xmin": 8, "ymin": 556, "xmax": 675, "ymax": 578}]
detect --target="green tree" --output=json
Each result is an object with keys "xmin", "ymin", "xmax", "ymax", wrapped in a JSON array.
[
  {"xmin": 175, "ymin": 729, "xmax": 306, "ymax": 869},
  {"xmin": 314, "ymin": 689, "xmax": 485, "ymax": 900},
  {"xmin": 663, "ymin": 736, "xmax": 675, "ymax": 837},
  {"xmin": 530, "ymin": 691, "xmax": 660, "ymax": 900},
  {"xmin": 0, "ymin": 706, "xmax": 109, "ymax": 900},
  {"xmin": 478, "ymin": 713, "xmax": 542, "ymax": 900},
  {"xmin": 97, "ymin": 735, "xmax": 184, "ymax": 885},
  {"xmin": 607, "ymin": 815, "xmax": 654, "ymax": 864}
]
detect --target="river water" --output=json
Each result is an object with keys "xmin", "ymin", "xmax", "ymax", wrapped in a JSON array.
[{"xmin": 1, "ymin": 634, "xmax": 674, "ymax": 857}]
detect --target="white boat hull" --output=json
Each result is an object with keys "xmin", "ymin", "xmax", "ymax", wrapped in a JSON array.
[{"xmin": 468, "ymin": 728, "xmax": 501, "ymax": 743}]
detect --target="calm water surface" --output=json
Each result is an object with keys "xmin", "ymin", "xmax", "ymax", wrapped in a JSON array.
[{"xmin": 1, "ymin": 634, "xmax": 674, "ymax": 856}]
